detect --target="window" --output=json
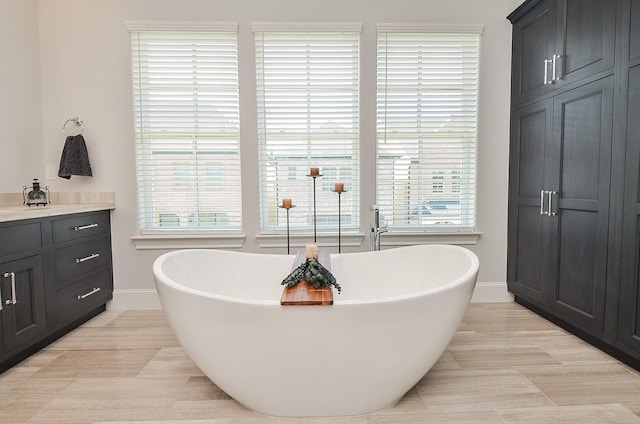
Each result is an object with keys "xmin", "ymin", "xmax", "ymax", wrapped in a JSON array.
[
  {"xmin": 130, "ymin": 25, "xmax": 242, "ymax": 231},
  {"xmin": 376, "ymin": 26, "xmax": 481, "ymax": 231},
  {"xmin": 254, "ymin": 24, "xmax": 361, "ymax": 233}
]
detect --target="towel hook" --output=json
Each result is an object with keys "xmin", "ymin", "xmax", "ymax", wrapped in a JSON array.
[{"xmin": 62, "ymin": 117, "xmax": 84, "ymax": 135}]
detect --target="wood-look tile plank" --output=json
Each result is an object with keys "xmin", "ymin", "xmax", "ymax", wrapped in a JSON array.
[
  {"xmin": 29, "ymin": 349, "xmax": 158, "ymax": 379},
  {"xmin": 527, "ymin": 333, "xmax": 619, "ymax": 364},
  {"xmin": 0, "ymin": 378, "xmax": 74, "ymax": 423},
  {"xmin": 371, "ymin": 387, "xmax": 427, "ymax": 415},
  {"xmin": 417, "ymin": 368, "xmax": 554, "ymax": 412},
  {"xmin": 366, "ymin": 411, "xmax": 505, "ymax": 424},
  {"xmin": 105, "ymin": 310, "xmax": 171, "ymax": 328},
  {"xmin": 80, "ymin": 310, "xmax": 123, "ymax": 327},
  {"xmin": 497, "ymin": 404, "xmax": 640, "ymax": 423},
  {"xmin": 27, "ymin": 377, "xmax": 190, "ymax": 423},
  {"xmin": 518, "ymin": 363, "xmax": 640, "ymax": 406},
  {"xmin": 447, "ymin": 331, "xmax": 561, "ymax": 368},
  {"xmin": 138, "ymin": 347, "xmax": 204, "ymax": 378}
]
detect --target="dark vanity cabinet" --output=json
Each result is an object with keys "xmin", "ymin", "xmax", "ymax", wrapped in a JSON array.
[
  {"xmin": 508, "ymin": 0, "xmax": 640, "ymax": 367},
  {"xmin": 0, "ymin": 210, "xmax": 113, "ymax": 372},
  {"xmin": 50, "ymin": 212, "xmax": 113, "ymax": 326},
  {"xmin": 0, "ymin": 220, "xmax": 48, "ymax": 355}
]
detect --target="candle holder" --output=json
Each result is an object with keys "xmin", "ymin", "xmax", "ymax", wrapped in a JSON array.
[
  {"xmin": 332, "ymin": 188, "xmax": 347, "ymax": 253},
  {"xmin": 306, "ymin": 172, "xmax": 323, "ymax": 243},
  {"xmin": 278, "ymin": 203, "xmax": 296, "ymax": 254}
]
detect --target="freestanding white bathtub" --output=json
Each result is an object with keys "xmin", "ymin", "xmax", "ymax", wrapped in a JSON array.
[{"xmin": 153, "ymin": 244, "xmax": 479, "ymax": 417}]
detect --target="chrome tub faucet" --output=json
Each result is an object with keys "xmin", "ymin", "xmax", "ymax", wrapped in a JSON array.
[{"xmin": 370, "ymin": 205, "xmax": 388, "ymax": 251}]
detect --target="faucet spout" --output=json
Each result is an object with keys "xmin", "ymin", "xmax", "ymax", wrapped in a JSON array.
[{"xmin": 369, "ymin": 205, "xmax": 387, "ymax": 251}]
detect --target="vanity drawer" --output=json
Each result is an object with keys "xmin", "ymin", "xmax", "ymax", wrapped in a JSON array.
[
  {"xmin": 52, "ymin": 236, "xmax": 112, "ymax": 286},
  {"xmin": 51, "ymin": 211, "xmax": 110, "ymax": 245},
  {"xmin": 56, "ymin": 269, "xmax": 112, "ymax": 325},
  {"xmin": 0, "ymin": 220, "xmax": 43, "ymax": 258}
]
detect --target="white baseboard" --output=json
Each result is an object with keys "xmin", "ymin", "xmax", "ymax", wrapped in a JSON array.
[
  {"xmin": 471, "ymin": 282, "xmax": 514, "ymax": 303},
  {"xmin": 108, "ymin": 289, "xmax": 162, "ymax": 310},
  {"xmin": 108, "ymin": 282, "xmax": 513, "ymax": 310}
]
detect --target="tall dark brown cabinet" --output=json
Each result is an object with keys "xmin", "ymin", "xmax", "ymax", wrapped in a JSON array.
[{"xmin": 507, "ymin": 0, "xmax": 640, "ymax": 368}]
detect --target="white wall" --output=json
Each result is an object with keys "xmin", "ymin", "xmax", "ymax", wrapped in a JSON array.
[
  {"xmin": 0, "ymin": 0, "xmax": 43, "ymax": 192},
  {"xmin": 9, "ymin": 0, "xmax": 522, "ymax": 308}
]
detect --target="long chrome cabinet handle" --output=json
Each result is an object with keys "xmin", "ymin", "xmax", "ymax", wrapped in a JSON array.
[
  {"xmin": 76, "ymin": 253, "xmax": 100, "ymax": 264},
  {"xmin": 547, "ymin": 191, "xmax": 557, "ymax": 216},
  {"xmin": 78, "ymin": 287, "xmax": 101, "ymax": 300},
  {"xmin": 3, "ymin": 272, "xmax": 16, "ymax": 305},
  {"xmin": 544, "ymin": 59, "xmax": 552, "ymax": 85},
  {"xmin": 74, "ymin": 223, "xmax": 99, "ymax": 231},
  {"xmin": 540, "ymin": 190, "xmax": 548, "ymax": 215},
  {"xmin": 552, "ymin": 54, "xmax": 561, "ymax": 82}
]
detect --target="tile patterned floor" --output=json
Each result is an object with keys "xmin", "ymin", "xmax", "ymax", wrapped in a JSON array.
[{"xmin": 1, "ymin": 303, "xmax": 640, "ymax": 423}]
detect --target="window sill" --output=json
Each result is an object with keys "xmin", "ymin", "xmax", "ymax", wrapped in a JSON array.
[
  {"xmin": 254, "ymin": 230, "xmax": 481, "ymax": 249},
  {"xmin": 130, "ymin": 230, "xmax": 480, "ymax": 250},
  {"xmin": 255, "ymin": 233, "xmax": 366, "ymax": 249},
  {"xmin": 130, "ymin": 232, "xmax": 246, "ymax": 250},
  {"xmin": 380, "ymin": 231, "xmax": 482, "ymax": 246}
]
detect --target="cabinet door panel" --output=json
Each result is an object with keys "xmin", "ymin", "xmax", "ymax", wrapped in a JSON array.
[
  {"xmin": 548, "ymin": 77, "xmax": 613, "ymax": 334},
  {"xmin": 558, "ymin": 89, "xmax": 605, "ymax": 199},
  {"xmin": 515, "ymin": 206, "xmax": 546, "ymax": 294},
  {"xmin": 511, "ymin": 0, "xmax": 556, "ymax": 104},
  {"xmin": 557, "ymin": 209, "xmax": 598, "ymax": 316},
  {"xmin": 0, "ymin": 255, "xmax": 47, "ymax": 350},
  {"xmin": 558, "ymin": 0, "xmax": 616, "ymax": 85},
  {"xmin": 508, "ymin": 99, "xmax": 554, "ymax": 305},
  {"xmin": 619, "ymin": 64, "xmax": 640, "ymax": 352}
]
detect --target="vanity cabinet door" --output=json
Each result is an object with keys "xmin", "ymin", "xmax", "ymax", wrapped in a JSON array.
[
  {"xmin": 510, "ymin": 0, "xmax": 557, "ymax": 104},
  {"xmin": 617, "ymin": 1, "xmax": 640, "ymax": 354},
  {"xmin": 507, "ymin": 99, "xmax": 555, "ymax": 307},
  {"xmin": 546, "ymin": 77, "xmax": 613, "ymax": 336},
  {"xmin": 509, "ymin": 0, "xmax": 616, "ymax": 106},
  {"xmin": 553, "ymin": 0, "xmax": 616, "ymax": 89},
  {"xmin": 0, "ymin": 255, "xmax": 47, "ymax": 351}
]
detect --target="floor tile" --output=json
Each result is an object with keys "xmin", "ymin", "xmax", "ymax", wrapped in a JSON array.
[
  {"xmin": 417, "ymin": 367, "xmax": 554, "ymax": 412},
  {"xmin": 518, "ymin": 362, "xmax": 640, "ymax": 406},
  {"xmin": 497, "ymin": 404, "xmax": 640, "ymax": 423},
  {"xmin": 366, "ymin": 411, "xmax": 504, "ymax": 424},
  {"xmin": 29, "ymin": 348, "xmax": 158, "ymax": 379},
  {"xmin": 0, "ymin": 303, "xmax": 638, "ymax": 423}
]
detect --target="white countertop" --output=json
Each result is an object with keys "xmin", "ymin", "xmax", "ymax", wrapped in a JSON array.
[{"xmin": 0, "ymin": 203, "xmax": 115, "ymax": 223}]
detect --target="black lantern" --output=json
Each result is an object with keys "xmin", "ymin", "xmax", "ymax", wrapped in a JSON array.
[{"xmin": 23, "ymin": 179, "xmax": 50, "ymax": 207}]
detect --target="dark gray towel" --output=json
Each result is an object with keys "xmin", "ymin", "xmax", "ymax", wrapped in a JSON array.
[{"xmin": 58, "ymin": 134, "xmax": 93, "ymax": 179}]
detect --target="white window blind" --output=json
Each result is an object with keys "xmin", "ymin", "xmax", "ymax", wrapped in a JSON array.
[
  {"xmin": 376, "ymin": 29, "xmax": 480, "ymax": 231},
  {"xmin": 130, "ymin": 29, "xmax": 242, "ymax": 231},
  {"xmin": 254, "ymin": 25, "xmax": 361, "ymax": 233}
]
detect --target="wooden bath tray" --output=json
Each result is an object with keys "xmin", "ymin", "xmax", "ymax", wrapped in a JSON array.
[{"xmin": 280, "ymin": 251, "xmax": 333, "ymax": 306}]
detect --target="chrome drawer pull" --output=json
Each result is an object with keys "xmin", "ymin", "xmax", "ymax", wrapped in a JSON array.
[
  {"xmin": 78, "ymin": 287, "xmax": 101, "ymax": 300},
  {"xmin": 76, "ymin": 253, "xmax": 100, "ymax": 263},
  {"xmin": 74, "ymin": 223, "xmax": 99, "ymax": 231},
  {"xmin": 3, "ymin": 272, "xmax": 16, "ymax": 305}
]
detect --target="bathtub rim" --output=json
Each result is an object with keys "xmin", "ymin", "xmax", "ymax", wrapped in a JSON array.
[{"xmin": 152, "ymin": 244, "xmax": 479, "ymax": 307}]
